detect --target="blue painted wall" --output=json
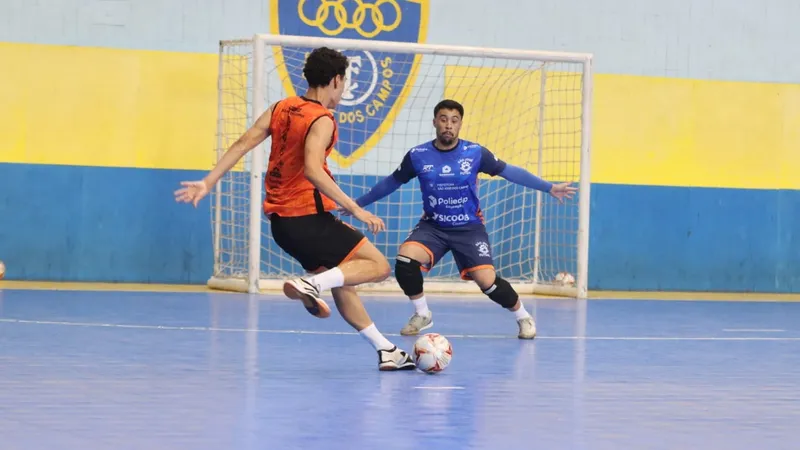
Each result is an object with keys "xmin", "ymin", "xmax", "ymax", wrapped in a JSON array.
[
  {"xmin": 3, "ymin": 162, "xmax": 800, "ymax": 292},
  {"xmin": 0, "ymin": 164, "xmax": 212, "ymax": 283},
  {"xmin": 589, "ymin": 185, "xmax": 800, "ymax": 292}
]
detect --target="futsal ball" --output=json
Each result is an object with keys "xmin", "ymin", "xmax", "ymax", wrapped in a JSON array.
[
  {"xmin": 413, "ymin": 333, "xmax": 453, "ymax": 374},
  {"xmin": 554, "ymin": 271, "xmax": 575, "ymax": 286},
  {"xmin": 0, "ymin": 260, "xmax": 5, "ymax": 280}
]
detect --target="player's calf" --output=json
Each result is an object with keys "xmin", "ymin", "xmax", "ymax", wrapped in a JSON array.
[
  {"xmin": 336, "ymin": 241, "xmax": 392, "ymax": 285},
  {"xmin": 372, "ymin": 254, "xmax": 393, "ymax": 282},
  {"xmin": 482, "ymin": 275, "xmax": 537, "ymax": 339},
  {"xmin": 396, "ymin": 255, "xmax": 434, "ymax": 335},
  {"xmin": 330, "ymin": 286, "xmax": 415, "ymax": 370}
]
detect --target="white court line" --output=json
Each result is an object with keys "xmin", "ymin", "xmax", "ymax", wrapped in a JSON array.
[
  {"xmin": 723, "ymin": 328, "xmax": 786, "ymax": 333},
  {"xmin": 413, "ymin": 386, "xmax": 465, "ymax": 390},
  {"xmin": 1, "ymin": 318, "xmax": 800, "ymax": 341}
]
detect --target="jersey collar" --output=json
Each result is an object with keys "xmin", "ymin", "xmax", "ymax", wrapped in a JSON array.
[
  {"xmin": 432, "ymin": 138, "xmax": 461, "ymax": 153},
  {"xmin": 300, "ymin": 96, "xmax": 323, "ymax": 106}
]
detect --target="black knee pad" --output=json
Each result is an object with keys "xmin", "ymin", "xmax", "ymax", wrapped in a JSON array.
[
  {"xmin": 395, "ymin": 255, "xmax": 424, "ymax": 297},
  {"xmin": 483, "ymin": 276, "xmax": 518, "ymax": 309}
]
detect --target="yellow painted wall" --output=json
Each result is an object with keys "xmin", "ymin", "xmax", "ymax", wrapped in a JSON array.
[
  {"xmin": 3, "ymin": 42, "xmax": 800, "ymax": 190},
  {"xmin": 592, "ymin": 74, "xmax": 800, "ymax": 190},
  {"xmin": 448, "ymin": 67, "xmax": 800, "ymax": 190},
  {"xmin": 0, "ymin": 42, "xmax": 218, "ymax": 171}
]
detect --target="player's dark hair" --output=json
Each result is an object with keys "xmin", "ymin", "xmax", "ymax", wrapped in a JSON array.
[
  {"xmin": 434, "ymin": 99, "xmax": 464, "ymax": 118},
  {"xmin": 303, "ymin": 47, "xmax": 348, "ymax": 88}
]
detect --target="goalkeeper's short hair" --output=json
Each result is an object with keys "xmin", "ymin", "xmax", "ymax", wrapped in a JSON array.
[{"xmin": 434, "ymin": 99, "xmax": 464, "ymax": 118}]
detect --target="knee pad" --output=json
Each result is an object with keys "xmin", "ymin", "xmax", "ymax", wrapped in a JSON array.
[
  {"xmin": 395, "ymin": 255, "xmax": 424, "ymax": 297},
  {"xmin": 483, "ymin": 276, "xmax": 518, "ymax": 309}
]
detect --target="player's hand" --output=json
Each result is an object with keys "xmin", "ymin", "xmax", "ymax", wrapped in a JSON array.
[
  {"xmin": 549, "ymin": 182, "xmax": 578, "ymax": 203},
  {"xmin": 175, "ymin": 180, "xmax": 210, "ymax": 207},
  {"xmin": 352, "ymin": 208, "xmax": 386, "ymax": 234}
]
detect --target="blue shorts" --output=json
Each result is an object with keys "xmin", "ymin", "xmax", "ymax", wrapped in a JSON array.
[{"xmin": 403, "ymin": 220, "xmax": 494, "ymax": 280}]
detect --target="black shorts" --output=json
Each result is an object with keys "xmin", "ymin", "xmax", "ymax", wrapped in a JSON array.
[{"xmin": 269, "ymin": 212, "xmax": 367, "ymax": 273}]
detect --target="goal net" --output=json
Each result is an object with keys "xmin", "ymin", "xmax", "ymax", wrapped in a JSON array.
[{"xmin": 209, "ymin": 34, "xmax": 592, "ymax": 299}]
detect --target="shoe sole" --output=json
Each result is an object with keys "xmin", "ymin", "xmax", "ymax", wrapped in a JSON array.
[
  {"xmin": 379, "ymin": 361, "xmax": 417, "ymax": 371},
  {"xmin": 283, "ymin": 280, "xmax": 331, "ymax": 319},
  {"xmin": 400, "ymin": 320, "xmax": 434, "ymax": 336}
]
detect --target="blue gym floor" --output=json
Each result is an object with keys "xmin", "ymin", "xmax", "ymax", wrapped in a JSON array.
[{"xmin": 1, "ymin": 288, "xmax": 799, "ymax": 449}]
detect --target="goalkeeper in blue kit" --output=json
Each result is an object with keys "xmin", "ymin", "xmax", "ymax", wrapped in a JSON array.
[{"xmin": 352, "ymin": 99, "xmax": 577, "ymax": 339}]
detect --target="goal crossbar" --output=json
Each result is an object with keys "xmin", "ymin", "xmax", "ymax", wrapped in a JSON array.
[{"xmin": 220, "ymin": 34, "xmax": 596, "ymax": 64}]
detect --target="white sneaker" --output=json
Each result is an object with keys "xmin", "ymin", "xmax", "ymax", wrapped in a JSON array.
[
  {"xmin": 517, "ymin": 317, "xmax": 537, "ymax": 339},
  {"xmin": 282, "ymin": 278, "xmax": 331, "ymax": 319},
  {"xmin": 400, "ymin": 311, "xmax": 433, "ymax": 336},
  {"xmin": 377, "ymin": 346, "xmax": 416, "ymax": 371}
]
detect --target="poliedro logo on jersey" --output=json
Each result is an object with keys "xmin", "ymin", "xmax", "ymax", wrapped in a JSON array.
[
  {"xmin": 271, "ymin": 0, "xmax": 429, "ymax": 168},
  {"xmin": 427, "ymin": 195, "xmax": 468, "ymax": 209},
  {"xmin": 437, "ymin": 196, "xmax": 469, "ymax": 208},
  {"xmin": 428, "ymin": 195, "xmax": 436, "ymax": 207}
]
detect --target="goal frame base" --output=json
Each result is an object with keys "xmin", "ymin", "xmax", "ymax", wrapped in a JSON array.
[{"xmin": 207, "ymin": 276, "xmax": 579, "ymax": 298}]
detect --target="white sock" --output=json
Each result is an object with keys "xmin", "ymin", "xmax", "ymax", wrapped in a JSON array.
[
  {"xmin": 359, "ymin": 323, "xmax": 394, "ymax": 351},
  {"xmin": 411, "ymin": 296, "xmax": 430, "ymax": 316},
  {"xmin": 306, "ymin": 267, "xmax": 344, "ymax": 292},
  {"xmin": 513, "ymin": 302, "xmax": 532, "ymax": 320}
]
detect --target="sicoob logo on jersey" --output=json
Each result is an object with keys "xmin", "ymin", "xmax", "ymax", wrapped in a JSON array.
[{"xmin": 271, "ymin": 0, "xmax": 429, "ymax": 168}]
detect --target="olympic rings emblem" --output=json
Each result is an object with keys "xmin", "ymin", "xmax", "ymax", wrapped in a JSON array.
[{"xmin": 298, "ymin": 0, "xmax": 402, "ymax": 39}]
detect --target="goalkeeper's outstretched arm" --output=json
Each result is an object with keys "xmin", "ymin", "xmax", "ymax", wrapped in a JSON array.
[
  {"xmin": 479, "ymin": 147, "xmax": 577, "ymax": 202},
  {"xmin": 356, "ymin": 175, "xmax": 404, "ymax": 208},
  {"xmin": 355, "ymin": 151, "xmax": 417, "ymax": 208},
  {"xmin": 497, "ymin": 165, "xmax": 554, "ymax": 192}
]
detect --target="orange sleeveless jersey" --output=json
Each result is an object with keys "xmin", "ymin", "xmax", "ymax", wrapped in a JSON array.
[{"xmin": 263, "ymin": 96, "xmax": 339, "ymax": 217}]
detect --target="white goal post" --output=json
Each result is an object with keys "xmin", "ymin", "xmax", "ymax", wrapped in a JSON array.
[{"xmin": 208, "ymin": 33, "xmax": 592, "ymax": 299}]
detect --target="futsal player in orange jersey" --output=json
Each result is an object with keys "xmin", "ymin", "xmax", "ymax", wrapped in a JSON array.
[{"xmin": 175, "ymin": 47, "xmax": 414, "ymax": 371}]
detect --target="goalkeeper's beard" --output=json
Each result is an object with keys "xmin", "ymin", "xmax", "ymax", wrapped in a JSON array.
[{"xmin": 437, "ymin": 133, "xmax": 456, "ymax": 148}]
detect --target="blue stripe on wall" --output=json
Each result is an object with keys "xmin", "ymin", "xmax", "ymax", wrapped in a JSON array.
[
  {"xmin": 589, "ymin": 184, "xmax": 800, "ymax": 293},
  {"xmin": 0, "ymin": 163, "xmax": 212, "ymax": 283},
  {"xmin": 2, "ymin": 163, "xmax": 799, "ymax": 292}
]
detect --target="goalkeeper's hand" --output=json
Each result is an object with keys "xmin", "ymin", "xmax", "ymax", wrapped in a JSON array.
[
  {"xmin": 175, "ymin": 180, "xmax": 210, "ymax": 207},
  {"xmin": 549, "ymin": 182, "xmax": 578, "ymax": 203}
]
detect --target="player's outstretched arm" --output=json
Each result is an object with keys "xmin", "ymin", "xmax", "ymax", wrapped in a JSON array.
[
  {"xmin": 498, "ymin": 164, "xmax": 553, "ymax": 192},
  {"xmin": 479, "ymin": 147, "xmax": 576, "ymax": 203},
  {"xmin": 353, "ymin": 151, "xmax": 416, "ymax": 209},
  {"xmin": 354, "ymin": 175, "xmax": 403, "ymax": 208},
  {"xmin": 304, "ymin": 116, "xmax": 385, "ymax": 234},
  {"xmin": 175, "ymin": 102, "xmax": 277, "ymax": 207},
  {"xmin": 498, "ymin": 164, "xmax": 577, "ymax": 203}
]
